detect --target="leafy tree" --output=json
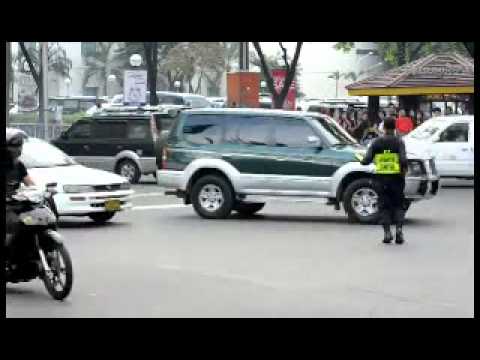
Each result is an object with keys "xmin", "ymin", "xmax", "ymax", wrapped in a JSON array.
[
  {"xmin": 82, "ymin": 42, "xmax": 118, "ymax": 96},
  {"xmin": 163, "ymin": 42, "xmax": 226, "ymax": 95},
  {"xmin": 334, "ymin": 42, "xmax": 470, "ymax": 68},
  {"xmin": 17, "ymin": 42, "xmax": 72, "ymax": 91}
]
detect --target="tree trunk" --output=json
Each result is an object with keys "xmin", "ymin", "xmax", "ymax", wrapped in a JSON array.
[
  {"xmin": 252, "ymin": 42, "xmax": 302, "ymax": 109},
  {"xmin": 368, "ymin": 96, "xmax": 379, "ymax": 124},
  {"xmin": 397, "ymin": 42, "xmax": 407, "ymax": 66},
  {"xmin": 19, "ymin": 42, "xmax": 40, "ymax": 87},
  {"xmin": 144, "ymin": 42, "xmax": 158, "ymax": 105}
]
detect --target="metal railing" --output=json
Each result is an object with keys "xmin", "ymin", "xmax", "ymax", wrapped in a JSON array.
[{"xmin": 8, "ymin": 123, "xmax": 71, "ymax": 140}]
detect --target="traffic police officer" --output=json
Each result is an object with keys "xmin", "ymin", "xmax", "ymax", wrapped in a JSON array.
[{"xmin": 360, "ymin": 117, "xmax": 408, "ymax": 244}]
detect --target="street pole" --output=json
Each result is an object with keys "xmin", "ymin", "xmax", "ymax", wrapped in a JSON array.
[
  {"xmin": 41, "ymin": 42, "xmax": 49, "ymax": 140},
  {"xmin": 335, "ymin": 71, "xmax": 339, "ymax": 98},
  {"xmin": 6, "ymin": 42, "xmax": 10, "ymax": 127},
  {"xmin": 239, "ymin": 42, "xmax": 249, "ymax": 71}
]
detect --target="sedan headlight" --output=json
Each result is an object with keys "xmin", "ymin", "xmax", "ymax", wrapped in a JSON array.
[
  {"xmin": 119, "ymin": 182, "xmax": 131, "ymax": 190},
  {"xmin": 63, "ymin": 185, "xmax": 95, "ymax": 193},
  {"xmin": 407, "ymin": 160, "xmax": 426, "ymax": 177}
]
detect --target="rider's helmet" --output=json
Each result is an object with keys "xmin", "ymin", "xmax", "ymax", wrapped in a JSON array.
[{"xmin": 5, "ymin": 128, "xmax": 28, "ymax": 162}]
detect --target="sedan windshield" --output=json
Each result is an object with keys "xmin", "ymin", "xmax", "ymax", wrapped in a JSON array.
[
  {"xmin": 308, "ymin": 115, "xmax": 357, "ymax": 146},
  {"xmin": 20, "ymin": 138, "xmax": 77, "ymax": 168}
]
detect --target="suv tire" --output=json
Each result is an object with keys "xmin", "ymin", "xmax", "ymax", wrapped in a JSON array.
[
  {"xmin": 191, "ymin": 175, "xmax": 234, "ymax": 219},
  {"xmin": 116, "ymin": 159, "xmax": 141, "ymax": 184},
  {"xmin": 234, "ymin": 201, "xmax": 265, "ymax": 217},
  {"xmin": 343, "ymin": 178, "xmax": 382, "ymax": 224}
]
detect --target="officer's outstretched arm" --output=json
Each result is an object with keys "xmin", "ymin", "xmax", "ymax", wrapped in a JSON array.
[
  {"xmin": 361, "ymin": 143, "xmax": 375, "ymax": 166},
  {"xmin": 23, "ymin": 174, "xmax": 35, "ymax": 187}
]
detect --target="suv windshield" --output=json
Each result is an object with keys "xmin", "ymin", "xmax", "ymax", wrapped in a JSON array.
[
  {"xmin": 408, "ymin": 121, "xmax": 443, "ymax": 140},
  {"xmin": 308, "ymin": 116, "xmax": 357, "ymax": 146},
  {"xmin": 21, "ymin": 138, "xmax": 77, "ymax": 168}
]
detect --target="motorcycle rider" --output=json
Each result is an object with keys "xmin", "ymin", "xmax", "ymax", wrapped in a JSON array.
[
  {"xmin": 5, "ymin": 129, "xmax": 35, "ymax": 261},
  {"xmin": 360, "ymin": 117, "xmax": 408, "ymax": 245}
]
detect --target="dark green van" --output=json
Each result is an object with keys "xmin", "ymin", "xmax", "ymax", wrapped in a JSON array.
[{"xmin": 51, "ymin": 106, "xmax": 182, "ymax": 183}]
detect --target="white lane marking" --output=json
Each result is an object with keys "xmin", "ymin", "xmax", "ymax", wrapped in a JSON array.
[
  {"xmin": 132, "ymin": 204, "xmax": 189, "ymax": 211},
  {"xmin": 131, "ymin": 192, "xmax": 168, "ymax": 198}
]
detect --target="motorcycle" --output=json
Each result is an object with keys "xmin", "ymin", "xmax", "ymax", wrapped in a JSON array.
[{"xmin": 5, "ymin": 183, "xmax": 73, "ymax": 301}]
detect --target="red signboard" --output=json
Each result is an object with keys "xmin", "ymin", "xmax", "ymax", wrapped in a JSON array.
[{"xmin": 271, "ymin": 69, "xmax": 296, "ymax": 110}]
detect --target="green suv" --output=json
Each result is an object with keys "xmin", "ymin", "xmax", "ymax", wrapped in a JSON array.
[{"xmin": 156, "ymin": 109, "xmax": 439, "ymax": 223}]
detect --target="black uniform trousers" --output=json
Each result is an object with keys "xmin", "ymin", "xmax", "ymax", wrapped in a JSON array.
[{"xmin": 377, "ymin": 175, "xmax": 406, "ymax": 226}]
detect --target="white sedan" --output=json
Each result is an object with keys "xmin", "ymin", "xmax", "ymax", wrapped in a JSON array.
[
  {"xmin": 20, "ymin": 136, "xmax": 134, "ymax": 223},
  {"xmin": 404, "ymin": 115, "xmax": 474, "ymax": 179}
]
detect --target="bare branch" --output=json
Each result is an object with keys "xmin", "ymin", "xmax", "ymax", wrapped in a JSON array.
[
  {"xmin": 19, "ymin": 42, "xmax": 40, "ymax": 87},
  {"xmin": 279, "ymin": 42, "xmax": 290, "ymax": 72},
  {"xmin": 252, "ymin": 42, "xmax": 278, "ymax": 97}
]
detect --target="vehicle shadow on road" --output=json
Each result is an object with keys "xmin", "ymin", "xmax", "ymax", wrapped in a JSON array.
[
  {"xmin": 181, "ymin": 213, "xmax": 440, "ymax": 228},
  {"xmin": 57, "ymin": 219, "xmax": 131, "ymax": 229}
]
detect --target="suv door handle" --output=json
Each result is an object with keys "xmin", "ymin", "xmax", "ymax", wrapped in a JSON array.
[
  {"xmin": 117, "ymin": 145, "xmax": 124, "ymax": 150},
  {"xmin": 83, "ymin": 145, "xmax": 90, "ymax": 151}
]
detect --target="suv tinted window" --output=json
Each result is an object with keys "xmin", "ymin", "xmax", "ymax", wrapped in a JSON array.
[
  {"xmin": 183, "ymin": 114, "xmax": 224, "ymax": 145},
  {"xmin": 158, "ymin": 95, "xmax": 184, "ymax": 105},
  {"xmin": 237, "ymin": 116, "xmax": 273, "ymax": 145},
  {"xmin": 273, "ymin": 118, "xmax": 318, "ymax": 147},
  {"xmin": 128, "ymin": 121, "xmax": 150, "ymax": 140},
  {"xmin": 69, "ymin": 121, "xmax": 91, "ymax": 139},
  {"xmin": 186, "ymin": 97, "xmax": 211, "ymax": 108},
  {"xmin": 439, "ymin": 123, "xmax": 469, "ymax": 142},
  {"xmin": 94, "ymin": 121, "xmax": 127, "ymax": 139}
]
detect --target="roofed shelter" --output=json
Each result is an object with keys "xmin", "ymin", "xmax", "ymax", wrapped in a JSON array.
[{"xmin": 346, "ymin": 53, "xmax": 474, "ymax": 119}]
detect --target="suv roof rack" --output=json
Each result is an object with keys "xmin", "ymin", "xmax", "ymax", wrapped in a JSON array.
[{"xmin": 91, "ymin": 104, "xmax": 190, "ymax": 119}]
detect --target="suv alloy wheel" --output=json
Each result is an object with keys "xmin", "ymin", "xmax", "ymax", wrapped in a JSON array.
[
  {"xmin": 191, "ymin": 175, "xmax": 235, "ymax": 219},
  {"xmin": 117, "ymin": 159, "xmax": 141, "ymax": 184},
  {"xmin": 343, "ymin": 178, "xmax": 382, "ymax": 224}
]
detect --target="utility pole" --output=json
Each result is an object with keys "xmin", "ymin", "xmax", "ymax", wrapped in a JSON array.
[
  {"xmin": 40, "ymin": 42, "xmax": 49, "ymax": 140},
  {"xmin": 6, "ymin": 42, "xmax": 11, "ymax": 127},
  {"xmin": 239, "ymin": 42, "xmax": 249, "ymax": 71}
]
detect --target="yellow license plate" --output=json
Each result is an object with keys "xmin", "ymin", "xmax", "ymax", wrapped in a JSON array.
[{"xmin": 104, "ymin": 199, "xmax": 121, "ymax": 212}]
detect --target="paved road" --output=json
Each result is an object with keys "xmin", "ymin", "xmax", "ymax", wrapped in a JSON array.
[{"xmin": 6, "ymin": 178, "xmax": 474, "ymax": 318}]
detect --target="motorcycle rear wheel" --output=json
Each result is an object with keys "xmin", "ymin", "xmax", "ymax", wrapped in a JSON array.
[{"xmin": 42, "ymin": 244, "xmax": 73, "ymax": 301}]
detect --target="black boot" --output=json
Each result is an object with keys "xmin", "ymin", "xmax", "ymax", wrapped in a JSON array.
[
  {"xmin": 383, "ymin": 225, "xmax": 393, "ymax": 244},
  {"xmin": 395, "ymin": 226, "xmax": 405, "ymax": 244}
]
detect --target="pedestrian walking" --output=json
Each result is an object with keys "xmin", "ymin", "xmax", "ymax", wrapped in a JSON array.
[
  {"xmin": 338, "ymin": 111, "xmax": 352, "ymax": 133},
  {"xmin": 396, "ymin": 109, "xmax": 414, "ymax": 136},
  {"xmin": 378, "ymin": 110, "xmax": 386, "ymax": 135},
  {"xmin": 352, "ymin": 111, "xmax": 369, "ymax": 142},
  {"xmin": 414, "ymin": 111, "xmax": 425, "ymax": 128},
  {"xmin": 360, "ymin": 117, "xmax": 408, "ymax": 244}
]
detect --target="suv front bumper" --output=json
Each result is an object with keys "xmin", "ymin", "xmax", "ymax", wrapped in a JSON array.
[{"xmin": 405, "ymin": 175, "xmax": 440, "ymax": 200}]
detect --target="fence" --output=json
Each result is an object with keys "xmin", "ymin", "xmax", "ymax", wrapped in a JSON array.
[{"xmin": 8, "ymin": 123, "xmax": 71, "ymax": 140}]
